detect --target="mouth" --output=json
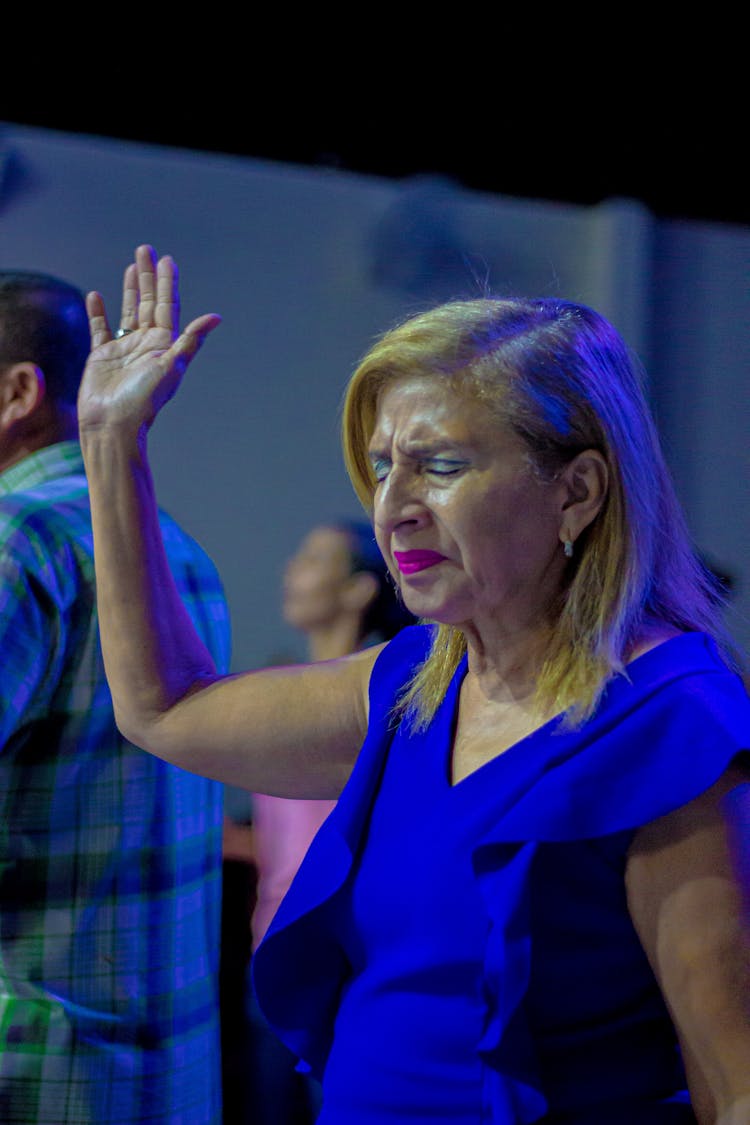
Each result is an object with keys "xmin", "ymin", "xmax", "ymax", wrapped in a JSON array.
[{"xmin": 393, "ymin": 550, "xmax": 447, "ymax": 575}]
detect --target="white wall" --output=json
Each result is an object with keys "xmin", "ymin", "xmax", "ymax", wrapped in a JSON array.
[{"xmin": 1, "ymin": 122, "xmax": 748, "ymax": 667}]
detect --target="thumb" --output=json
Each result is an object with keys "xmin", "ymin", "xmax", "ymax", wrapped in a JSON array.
[
  {"xmin": 173, "ymin": 315, "xmax": 222, "ymax": 362},
  {"xmin": 169, "ymin": 313, "xmax": 223, "ymax": 370}
]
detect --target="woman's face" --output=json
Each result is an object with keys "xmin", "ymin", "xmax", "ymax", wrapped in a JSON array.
[
  {"xmin": 282, "ymin": 526, "xmax": 354, "ymax": 632},
  {"xmin": 369, "ymin": 376, "xmax": 568, "ymax": 636}
]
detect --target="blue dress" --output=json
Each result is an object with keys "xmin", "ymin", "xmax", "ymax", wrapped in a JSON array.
[{"xmin": 253, "ymin": 626, "xmax": 750, "ymax": 1124}]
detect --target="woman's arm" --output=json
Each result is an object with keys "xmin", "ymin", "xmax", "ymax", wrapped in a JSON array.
[
  {"xmin": 78, "ymin": 245, "xmax": 374, "ymax": 797},
  {"xmin": 626, "ymin": 762, "xmax": 750, "ymax": 1124}
]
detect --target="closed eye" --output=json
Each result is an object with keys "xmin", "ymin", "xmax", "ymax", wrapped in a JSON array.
[
  {"xmin": 370, "ymin": 457, "xmax": 391, "ymax": 482},
  {"xmin": 369, "ymin": 456, "xmax": 468, "ymax": 481},
  {"xmin": 424, "ymin": 459, "xmax": 467, "ymax": 476}
]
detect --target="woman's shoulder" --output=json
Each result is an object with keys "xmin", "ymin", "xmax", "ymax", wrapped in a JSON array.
[
  {"xmin": 625, "ymin": 624, "xmax": 683, "ymax": 664},
  {"xmin": 625, "ymin": 626, "xmax": 746, "ymax": 691}
]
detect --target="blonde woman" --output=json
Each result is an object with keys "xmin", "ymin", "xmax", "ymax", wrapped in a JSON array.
[{"xmin": 79, "ymin": 246, "xmax": 750, "ymax": 1125}]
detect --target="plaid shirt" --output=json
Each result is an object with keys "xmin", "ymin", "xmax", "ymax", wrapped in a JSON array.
[{"xmin": 0, "ymin": 442, "xmax": 231, "ymax": 1124}]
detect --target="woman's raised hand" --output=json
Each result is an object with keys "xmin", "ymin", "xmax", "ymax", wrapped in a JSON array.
[{"xmin": 78, "ymin": 245, "xmax": 221, "ymax": 435}]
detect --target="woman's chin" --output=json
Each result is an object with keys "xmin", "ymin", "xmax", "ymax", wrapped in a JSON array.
[{"xmin": 399, "ymin": 593, "xmax": 466, "ymax": 627}]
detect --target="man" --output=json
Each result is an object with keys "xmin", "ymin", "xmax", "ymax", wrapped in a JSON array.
[{"xmin": 0, "ymin": 271, "xmax": 231, "ymax": 1123}]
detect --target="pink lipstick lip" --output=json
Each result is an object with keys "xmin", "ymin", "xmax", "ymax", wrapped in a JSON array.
[{"xmin": 393, "ymin": 550, "xmax": 447, "ymax": 575}]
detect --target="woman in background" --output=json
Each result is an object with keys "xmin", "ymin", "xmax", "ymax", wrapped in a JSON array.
[{"xmin": 248, "ymin": 519, "xmax": 413, "ymax": 1124}]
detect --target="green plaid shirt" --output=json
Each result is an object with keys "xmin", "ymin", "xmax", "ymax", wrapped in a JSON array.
[{"xmin": 0, "ymin": 442, "xmax": 231, "ymax": 1124}]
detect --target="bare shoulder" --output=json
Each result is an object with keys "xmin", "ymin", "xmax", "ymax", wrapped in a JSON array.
[
  {"xmin": 235, "ymin": 640, "xmax": 387, "ymax": 792},
  {"xmin": 625, "ymin": 758, "xmax": 750, "ymax": 1119},
  {"xmin": 625, "ymin": 755, "xmax": 750, "ymax": 971},
  {"xmin": 153, "ymin": 641, "xmax": 388, "ymax": 798},
  {"xmin": 300, "ymin": 640, "xmax": 386, "ymax": 712},
  {"xmin": 625, "ymin": 760, "xmax": 750, "ymax": 954},
  {"xmin": 627, "ymin": 756, "xmax": 750, "ymax": 871}
]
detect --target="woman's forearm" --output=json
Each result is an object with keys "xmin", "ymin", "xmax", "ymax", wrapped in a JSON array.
[{"xmin": 82, "ymin": 424, "xmax": 219, "ymax": 747}]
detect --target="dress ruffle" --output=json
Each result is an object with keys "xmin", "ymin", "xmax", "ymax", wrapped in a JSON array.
[{"xmin": 475, "ymin": 840, "xmax": 547, "ymax": 1122}]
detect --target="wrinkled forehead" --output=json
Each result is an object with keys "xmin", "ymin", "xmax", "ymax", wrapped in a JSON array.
[{"xmin": 369, "ymin": 371, "xmax": 504, "ymax": 444}]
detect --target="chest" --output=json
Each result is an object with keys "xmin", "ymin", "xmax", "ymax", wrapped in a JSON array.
[{"xmin": 449, "ymin": 685, "xmax": 552, "ymax": 785}]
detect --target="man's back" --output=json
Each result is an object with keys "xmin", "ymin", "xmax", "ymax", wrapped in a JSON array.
[{"xmin": 0, "ymin": 441, "xmax": 231, "ymax": 1124}]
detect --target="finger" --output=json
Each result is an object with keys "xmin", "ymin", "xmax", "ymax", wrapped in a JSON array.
[
  {"xmin": 119, "ymin": 262, "xmax": 139, "ymax": 333},
  {"xmin": 169, "ymin": 313, "xmax": 222, "ymax": 368},
  {"xmin": 135, "ymin": 244, "xmax": 158, "ymax": 329},
  {"xmin": 86, "ymin": 291, "xmax": 113, "ymax": 349},
  {"xmin": 155, "ymin": 255, "xmax": 180, "ymax": 337}
]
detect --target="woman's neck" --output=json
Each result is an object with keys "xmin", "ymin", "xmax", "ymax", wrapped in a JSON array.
[{"xmin": 461, "ymin": 616, "xmax": 555, "ymax": 707}]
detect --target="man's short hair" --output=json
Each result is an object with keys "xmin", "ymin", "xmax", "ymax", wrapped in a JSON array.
[{"xmin": 0, "ymin": 271, "xmax": 90, "ymax": 406}]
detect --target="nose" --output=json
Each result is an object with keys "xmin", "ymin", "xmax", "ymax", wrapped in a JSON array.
[{"xmin": 373, "ymin": 465, "xmax": 430, "ymax": 538}]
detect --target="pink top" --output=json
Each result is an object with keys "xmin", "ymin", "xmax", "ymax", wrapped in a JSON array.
[{"xmin": 251, "ymin": 793, "xmax": 337, "ymax": 948}]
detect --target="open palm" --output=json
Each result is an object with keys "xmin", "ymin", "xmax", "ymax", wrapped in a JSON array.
[{"xmin": 78, "ymin": 245, "xmax": 221, "ymax": 435}]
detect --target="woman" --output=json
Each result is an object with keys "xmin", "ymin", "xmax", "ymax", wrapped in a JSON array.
[
  {"xmin": 79, "ymin": 246, "xmax": 750, "ymax": 1124},
  {"xmin": 254, "ymin": 518, "xmax": 414, "ymax": 950}
]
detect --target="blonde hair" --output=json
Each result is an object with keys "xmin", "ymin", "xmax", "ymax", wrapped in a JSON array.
[{"xmin": 342, "ymin": 297, "xmax": 733, "ymax": 728}]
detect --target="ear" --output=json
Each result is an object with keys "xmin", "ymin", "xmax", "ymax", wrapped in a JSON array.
[
  {"xmin": 341, "ymin": 570, "xmax": 379, "ymax": 616},
  {"xmin": 0, "ymin": 362, "xmax": 46, "ymax": 431},
  {"xmin": 557, "ymin": 448, "xmax": 608, "ymax": 549}
]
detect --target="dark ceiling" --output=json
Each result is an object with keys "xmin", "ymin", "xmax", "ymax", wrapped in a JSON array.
[{"xmin": 3, "ymin": 47, "xmax": 746, "ymax": 229}]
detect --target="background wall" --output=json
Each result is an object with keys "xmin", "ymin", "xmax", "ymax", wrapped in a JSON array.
[{"xmin": 1, "ymin": 122, "xmax": 748, "ymax": 668}]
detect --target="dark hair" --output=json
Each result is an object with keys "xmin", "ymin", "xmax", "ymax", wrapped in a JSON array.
[
  {"xmin": 0, "ymin": 271, "xmax": 90, "ymax": 406},
  {"xmin": 331, "ymin": 518, "xmax": 417, "ymax": 642}
]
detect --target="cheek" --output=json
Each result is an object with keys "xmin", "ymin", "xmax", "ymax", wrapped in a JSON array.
[
  {"xmin": 457, "ymin": 489, "xmax": 553, "ymax": 571},
  {"xmin": 287, "ymin": 570, "xmax": 328, "ymax": 599}
]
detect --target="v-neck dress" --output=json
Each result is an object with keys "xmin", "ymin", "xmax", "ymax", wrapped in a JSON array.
[{"xmin": 253, "ymin": 625, "xmax": 750, "ymax": 1124}]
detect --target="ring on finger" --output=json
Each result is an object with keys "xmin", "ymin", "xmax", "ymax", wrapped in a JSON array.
[{"xmin": 115, "ymin": 327, "xmax": 135, "ymax": 338}]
